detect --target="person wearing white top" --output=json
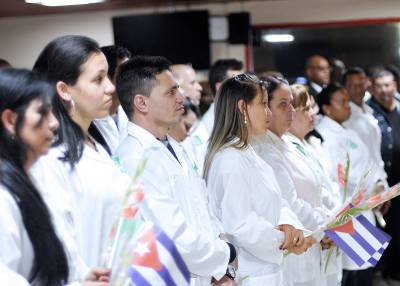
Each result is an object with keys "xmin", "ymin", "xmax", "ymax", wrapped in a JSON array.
[
  {"xmin": 343, "ymin": 67, "xmax": 388, "ymax": 183},
  {"xmin": 93, "ymin": 45, "xmax": 131, "ymax": 154},
  {"xmin": 0, "ymin": 68, "xmax": 108, "ymax": 286},
  {"xmin": 204, "ymin": 73, "xmax": 314, "ymax": 286},
  {"xmin": 203, "ymin": 59, "xmax": 244, "ymax": 136},
  {"xmin": 32, "ymin": 36, "xmax": 131, "ymax": 281},
  {"xmin": 182, "ymin": 60, "xmax": 244, "ymax": 175},
  {"xmin": 251, "ymin": 77, "xmax": 330, "ymax": 286},
  {"xmin": 114, "ymin": 56, "xmax": 237, "ymax": 286},
  {"xmin": 288, "ymin": 84, "xmax": 343, "ymax": 286},
  {"xmin": 315, "ymin": 83, "xmax": 386, "ymax": 286}
]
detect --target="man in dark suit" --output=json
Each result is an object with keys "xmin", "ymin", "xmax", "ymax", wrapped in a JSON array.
[
  {"xmin": 368, "ymin": 68, "xmax": 400, "ymax": 284},
  {"xmin": 305, "ymin": 55, "xmax": 330, "ymax": 99}
]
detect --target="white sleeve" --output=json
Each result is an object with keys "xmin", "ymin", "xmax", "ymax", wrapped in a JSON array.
[
  {"xmin": 217, "ymin": 170, "xmax": 285, "ymax": 265},
  {"xmin": 0, "ymin": 263, "xmax": 29, "ymax": 286},
  {"xmin": 0, "ymin": 191, "xmax": 25, "ymax": 273},
  {"xmin": 137, "ymin": 156, "xmax": 230, "ymax": 280}
]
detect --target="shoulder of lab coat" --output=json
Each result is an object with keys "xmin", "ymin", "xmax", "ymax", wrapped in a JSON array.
[
  {"xmin": 116, "ymin": 123, "xmax": 230, "ymax": 280},
  {"xmin": 201, "ymin": 103, "xmax": 214, "ymax": 135}
]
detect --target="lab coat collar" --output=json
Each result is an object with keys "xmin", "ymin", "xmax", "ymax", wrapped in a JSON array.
[
  {"xmin": 264, "ymin": 130, "xmax": 290, "ymax": 151},
  {"xmin": 126, "ymin": 121, "xmax": 161, "ymax": 147},
  {"xmin": 349, "ymin": 101, "xmax": 373, "ymax": 116},
  {"xmin": 318, "ymin": 116, "xmax": 345, "ymax": 133}
]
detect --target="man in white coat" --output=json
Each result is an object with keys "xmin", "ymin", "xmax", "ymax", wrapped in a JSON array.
[{"xmin": 114, "ymin": 56, "xmax": 237, "ymax": 286}]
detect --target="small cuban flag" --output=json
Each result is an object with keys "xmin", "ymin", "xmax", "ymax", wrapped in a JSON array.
[
  {"xmin": 325, "ymin": 214, "xmax": 391, "ymax": 267},
  {"xmin": 128, "ymin": 222, "xmax": 190, "ymax": 286}
]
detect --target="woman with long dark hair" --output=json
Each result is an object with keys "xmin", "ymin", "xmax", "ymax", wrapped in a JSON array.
[
  {"xmin": 0, "ymin": 68, "xmax": 66, "ymax": 285},
  {"xmin": 31, "ymin": 35, "xmax": 130, "ymax": 269}
]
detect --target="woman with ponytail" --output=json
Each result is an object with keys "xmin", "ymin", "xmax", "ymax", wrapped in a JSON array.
[{"xmin": 31, "ymin": 35, "xmax": 130, "ymax": 269}]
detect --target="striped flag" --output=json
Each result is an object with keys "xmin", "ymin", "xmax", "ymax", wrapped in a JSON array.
[
  {"xmin": 128, "ymin": 222, "xmax": 190, "ymax": 286},
  {"xmin": 325, "ymin": 214, "xmax": 391, "ymax": 267}
]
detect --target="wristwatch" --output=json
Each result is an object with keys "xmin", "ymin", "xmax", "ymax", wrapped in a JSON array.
[{"xmin": 226, "ymin": 264, "xmax": 236, "ymax": 280}]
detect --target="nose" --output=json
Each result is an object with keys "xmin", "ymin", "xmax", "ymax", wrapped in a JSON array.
[
  {"xmin": 195, "ymin": 82, "xmax": 203, "ymax": 92},
  {"xmin": 105, "ymin": 76, "xmax": 116, "ymax": 95},
  {"xmin": 177, "ymin": 88, "xmax": 185, "ymax": 103},
  {"xmin": 48, "ymin": 111, "xmax": 59, "ymax": 132}
]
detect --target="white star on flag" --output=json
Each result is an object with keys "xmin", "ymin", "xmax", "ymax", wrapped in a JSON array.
[{"xmin": 134, "ymin": 242, "xmax": 150, "ymax": 257}]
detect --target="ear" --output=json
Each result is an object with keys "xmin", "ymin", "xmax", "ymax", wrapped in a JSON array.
[
  {"xmin": 56, "ymin": 81, "xmax": 72, "ymax": 102},
  {"xmin": 215, "ymin": 82, "xmax": 222, "ymax": 94},
  {"xmin": 133, "ymin": 94, "xmax": 149, "ymax": 114},
  {"xmin": 322, "ymin": 104, "xmax": 330, "ymax": 116},
  {"xmin": 237, "ymin": 99, "xmax": 246, "ymax": 115},
  {"xmin": 1, "ymin": 109, "xmax": 18, "ymax": 135}
]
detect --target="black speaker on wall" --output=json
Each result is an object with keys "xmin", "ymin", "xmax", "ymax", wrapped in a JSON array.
[{"xmin": 228, "ymin": 12, "xmax": 250, "ymax": 44}]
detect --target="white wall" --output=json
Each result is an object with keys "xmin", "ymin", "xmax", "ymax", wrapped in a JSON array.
[{"xmin": 0, "ymin": 0, "xmax": 399, "ymax": 68}]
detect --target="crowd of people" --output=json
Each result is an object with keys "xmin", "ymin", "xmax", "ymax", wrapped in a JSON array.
[{"xmin": 0, "ymin": 35, "xmax": 399, "ymax": 286}]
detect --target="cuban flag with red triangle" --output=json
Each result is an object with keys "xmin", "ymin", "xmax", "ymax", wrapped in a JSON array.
[{"xmin": 128, "ymin": 222, "xmax": 190, "ymax": 286}]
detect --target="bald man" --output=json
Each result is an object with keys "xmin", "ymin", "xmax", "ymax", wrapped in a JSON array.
[
  {"xmin": 305, "ymin": 55, "xmax": 331, "ymax": 98},
  {"xmin": 171, "ymin": 64, "xmax": 203, "ymax": 106}
]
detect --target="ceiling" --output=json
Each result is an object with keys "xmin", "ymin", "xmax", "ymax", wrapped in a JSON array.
[{"xmin": 0, "ymin": 0, "xmax": 251, "ymax": 18}]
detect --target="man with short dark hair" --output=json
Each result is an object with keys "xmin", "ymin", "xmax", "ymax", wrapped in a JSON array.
[
  {"xmin": 203, "ymin": 59, "xmax": 244, "ymax": 134},
  {"xmin": 115, "ymin": 55, "xmax": 237, "ymax": 285},
  {"xmin": 305, "ymin": 55, "xmax": 330, "ymax": 98},
  {"xmin": 368, "ymin": 69, "xmax": 400, "ymax": 284}
]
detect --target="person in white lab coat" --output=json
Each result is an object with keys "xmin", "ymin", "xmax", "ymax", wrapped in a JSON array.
[
  {"xmin": 114, "ymin": 55, "xmax": 237, "ymax": 286},
  {"xmin": 288, "ymin": 84, "xmax": 343, "ymax": 286},
  {"xmin": 182, "ymin": 60, "xmax": 244, "ymax": 175},
  {"xmin": 343, "ymin": 67, "xmax": 388, "ymax": 184},
  {"xmin": 203, "ymin": 73, "xmax": 314, "ymax": 286},
  {"xmin": 32, "ymin": 35, "xmax": 130, "ymax": 272},
  {"xmin": 92, "ymin": 45, "xmax": 131, "ymax": 155},
  {"xmin": 315, "ymin": 83, "xmax": 385, "ymax": 286},
  {"xmin": 203, "ymin": 59, "xmax": 244, "ymax": 135},
  {"xmin": 0, "ymin": 68, "xmax": 108, "ymax": 286},
  {"xmin": 250, "ymin": 76, "xmax": 331, "ymax": 286}
]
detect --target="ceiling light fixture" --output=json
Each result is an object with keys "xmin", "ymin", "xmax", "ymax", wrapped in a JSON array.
[
  {"xmin": 25, "ymin": 0, "xmax": 105, "ymax": 7},
  {"xmin": 263, "ymin": 34, "xmax": 295, "ymax": 43}
]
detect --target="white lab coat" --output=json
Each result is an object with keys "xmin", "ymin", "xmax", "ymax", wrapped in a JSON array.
[
  {"xmin": 182, "ymin": 120, "xmax": 209, "ymax": 176},
  {"xmin": 343, "ymin": 102, "xmax": 387, "ymax": 183},
  {"xmin": 0, "ymin": 262, "xmax": 29, "ymax": 286},
  {"xmin": 316, "ymin": 116, "xmax": 381, "ymax": 270},
  {"xmin": 94, "ymin": 105, "xmax": 129, "ymax": 154},
  {"xmin": 252, "ymin": 131, "xmax": 327, "ymax": 286},
  {"xmin": 31, "ymin": 142, "xmax": 130, "ymax": 269},
  {"xmin": 206, "ymin": 141, "xmax": 303, "ymax": 286},
  {"xmin": 285, "ymin": 133, "xmax": 343, "ymax": 286},
  {"xmin": 0, "ymin": 184, "xmax": 83, "ymax": 286},
  {"xmin": 201, "ymin": 103, "xmax": 214, "ymax": 135},
  {"xmin": 114, "ymin": 122, "xmax": 230, "ymax": 286}
]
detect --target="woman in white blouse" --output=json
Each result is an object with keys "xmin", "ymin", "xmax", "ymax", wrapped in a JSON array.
[
  {"xmin": 204, "ymin": 73, "xmax": 313, "ymax": 286},
  {"xmin": 0, "ymin": 69, "xmax": 108, "ymax": 285}
]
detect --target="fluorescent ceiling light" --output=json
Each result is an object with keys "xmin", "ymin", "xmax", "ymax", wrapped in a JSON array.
[
  {"xmin": 263, "ymin": 34, "xmax": 294, "ymax": 43},
  {"xmin": 25, "ymin": 0, "xmax": 105, "ymax": 6}
]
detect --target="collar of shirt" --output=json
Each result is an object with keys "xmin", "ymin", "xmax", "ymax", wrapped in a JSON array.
[
  {"xmin": 318, "ymin": 116, "xmax": 345, "ymax": 133},
  {"xmin": 310, "ymin": 81, "xmax": 323, "ymax": 94},
  {"xmin": 127, "ymin": 121, "xmax": 162, "ymax": 148},
  {"xmin": 264, "ymin": 130, "xmax": 291, "ymax": 152}
]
